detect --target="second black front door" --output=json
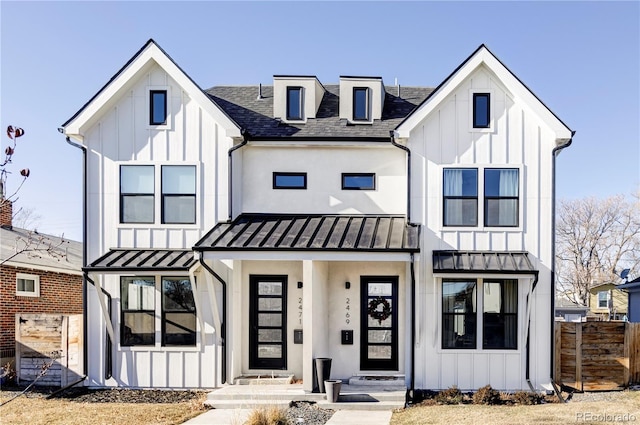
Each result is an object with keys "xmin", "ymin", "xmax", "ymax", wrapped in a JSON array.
[
  {"xmin": 360, "ymin": 276, "xmax": 399, "ymax": 371},
  {"xmin": 249, "ymin": 275, "xmax": 287, "ymax": 369}
]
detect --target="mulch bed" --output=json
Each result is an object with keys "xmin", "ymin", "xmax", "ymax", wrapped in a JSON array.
[{"xmin": 1, "ymin": 386, "xmax": 206, "ymax": 404}]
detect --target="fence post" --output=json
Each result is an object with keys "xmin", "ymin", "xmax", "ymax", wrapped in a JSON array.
[
  {"xmin": 575, "ymin": 323, "xmax": 582, "ymax": 391},
  {"xmin": 555, "ymin": 323, "xmax": 561, "ymax": 383}
]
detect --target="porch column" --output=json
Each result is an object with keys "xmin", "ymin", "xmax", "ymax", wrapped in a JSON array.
[
  {"xmin": 230, "ymin": 260, "xmax": 243, "ymax": 383},
  {"xmin": 302, "ymin": 260, "xmax": 329, "ymax": 392}
]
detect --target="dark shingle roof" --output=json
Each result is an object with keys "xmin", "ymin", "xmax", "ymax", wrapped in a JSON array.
[
  {"xmin": 432, "ymin": 251, "xmax": 537, "ymax": 274},
  {"xmin": 84, "ymin": 249, "xmax": 196, "ymax": 272},
  {"xmin": 206, "ymin": 85, "xmax": 433, "ymax": 139},
  {"xmin": 194, "ymin": 214, "xmax": 420, "ymax": 252}
]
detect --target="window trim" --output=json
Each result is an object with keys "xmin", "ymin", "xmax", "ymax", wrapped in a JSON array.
[
  {"xmin": 161, "ymin": 165, "xmax": 197, "ymax": 225},
  {"xmin": 443, "ymin": 168, "xmax": 478, "ymax": 227},
  {"xmin": 469, "ymin": 89, "xmax": 494, "ymax": 132},
  {"xmin": 342, "ymin": 173, "xmax": 376, "ymax": 191},
  {"xmin": 353, "ymin": 87, "xmax": 370, "ymax": 122},
  {"xmin": 120, "ymin": 165, "xmax": 155, "ymax": 224},
  {"xmin": 484, "ymin": 168, "xmax": 520, "ymax": 228},
  {"xmin": 286, "ymin": 86, "xmax": 304, "ymax": 121},
  {"xmin": 149, "ymin": 90, "xmax": 167, "ymax": 126},
  {"xmin": 597, "ymin": 291, "xmax": 609, "ymax": 309},
  {"xmin": 273, "ymin": 172, "xmax": 307, "ymax": 190},
  {"xmin": 16, "ymin": 273, "xmax": 40, "ymax": 297},
  {"xmin": 473, "ymin": 93, "xmax": 490, "ymax": 128}
]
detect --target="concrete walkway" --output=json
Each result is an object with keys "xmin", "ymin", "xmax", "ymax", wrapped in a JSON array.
[{"xmin": 182, "ymin": 408, "xmax": 392, "ymax": 425}]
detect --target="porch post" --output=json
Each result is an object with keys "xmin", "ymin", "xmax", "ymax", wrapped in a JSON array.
[{"xmin": 302, "ymin": 260, "xmax": 329, "ymax": 392}]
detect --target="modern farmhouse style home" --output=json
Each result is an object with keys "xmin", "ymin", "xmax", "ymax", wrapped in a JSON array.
[{"xmin": 61, "ymin": 40, "xmax": 573, "ymax": 394}]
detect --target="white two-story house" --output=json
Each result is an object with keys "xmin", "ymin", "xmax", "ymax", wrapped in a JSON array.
[{"xmin": 61, "ymin": 40, "xmax": 573, "ymax": 394}]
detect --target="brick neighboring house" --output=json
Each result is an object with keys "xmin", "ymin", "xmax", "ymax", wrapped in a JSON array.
[{"xmin": 0, "ymin": 200, "xmax": 82, "ymax": 364}]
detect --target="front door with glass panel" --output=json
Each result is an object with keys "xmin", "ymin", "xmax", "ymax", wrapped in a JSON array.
[
  {"xmin": 360, "ymin": 276, "xmax": 398, "ymax": 370},
  {"xmin": 249, "ymin": 275, "xmax": 287, "ymax": 369}
]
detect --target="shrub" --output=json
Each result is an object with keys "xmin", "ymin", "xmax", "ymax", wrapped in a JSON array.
[
  {"xmin": 472, "ymin": 385, "xmax": 501, "ymax": 405},
  {"xmin": 246, "ymin": 406, "xmax": 289, "ymax": 425},
  {"xmin": 435, "ymin": 386, "xmax": 464, "ymax": 404},
  {"xmin": 512, "ymin": 391, "xmax": 544, "ymax": 405}
]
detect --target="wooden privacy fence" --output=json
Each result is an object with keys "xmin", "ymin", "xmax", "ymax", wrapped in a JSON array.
[
  {"xmin": 15, "ymin": 314, "xmax": 83, "ymax": 386},
  {"xmin": 555, "ymin": 321, "xmax": 640, "ymax": 391}
]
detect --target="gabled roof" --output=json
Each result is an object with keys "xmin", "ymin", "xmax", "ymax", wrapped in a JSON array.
[
  {"xmin": 63, "ymin": 39, "xmax": 241, "ymax": 140},
  {"xmin": 84, "ymin": 248, "xmax": 196, "ymax": 273},
  {"xmin": 0, "ymin": 226, "xmax": 82, "ymax": 275},
  {"xmin": 207, "ymin": 85, "xmax": 432, "ymax": 140},
  {"xmin": 194, "ymin": 214, "xmax": 420, "ymax": 252},
  {"xmin": 395, "ymin": 44, "xmax": 573, "ymax": 142}
]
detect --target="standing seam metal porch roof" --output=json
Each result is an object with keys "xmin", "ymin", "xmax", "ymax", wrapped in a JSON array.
[
  {"xmin": 84, "ymin": 249, "xmax": 196, "ymax": 272},
  {"xmin": 432, "ymin": 250, "xmax": 536, "ymax": 274},
  {"xmin": 194, "ymin": 214, "xmax": 420, "ymax": 252}
]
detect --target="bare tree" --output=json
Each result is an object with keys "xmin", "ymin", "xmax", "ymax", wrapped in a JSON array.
[
  {"xmin": 556, "ymin": 192, "xmax": 640, "ymax": 306},
  {"xmin": 12, "ymin": 206, "xmax": 42, "ymax": 230}
]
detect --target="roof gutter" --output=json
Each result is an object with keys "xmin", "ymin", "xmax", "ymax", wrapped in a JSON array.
[
  {"xmin": 228, "ymin": 130, "xmax": 249, "ymax": 221},
  {"xmin": 550, "ymin": 133, "xmax": 574, "ymax": 402},
  {"xmin": 64, "ymin": 135, "xmax": 90, "ymax": 381},
  {"xmin": 197, "ymin": 252, "xmax": 228, "ymax": 384}
]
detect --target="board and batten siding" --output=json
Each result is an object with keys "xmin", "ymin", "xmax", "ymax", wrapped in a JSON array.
[
  {"xmin": 409, "ymin": 66, "xmax": 556, "ymax": 391},
  {"xmin": 82, "ymin": 63, "xmax": 232, "ymax": 388}
]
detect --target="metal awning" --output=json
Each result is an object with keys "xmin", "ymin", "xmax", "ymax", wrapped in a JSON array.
[
  {"xmin": 84, "ymin": 249, "xmax": 196, "ymax": 273},
  {"xmin": 432, "ymin": 250, "xmax": 536, "ymax": 274},
  {"xmin": 194, "ymin": 214, "xmax": 420, "ymax": 252}
]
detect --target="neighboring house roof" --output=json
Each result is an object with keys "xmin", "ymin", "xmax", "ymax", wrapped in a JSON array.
[
  {"xmin": 0, "ymin": 226, "xmax": 82, "ymax": 275},
  {"xmin": 194, "ymin": 214, "xmax": 420, "ymax": 252},
  {"xmin": 432, "ymin": 250, "xmax": 536, "ymax": 274},
  {"xmin": 555, "ymin": 297, "xmax": 589, "ymax": 312},
  {"xmin": 394, "ymin": 44, "xmax": 573, "ymax": 142},
  {"xmin": 207, "ymin": 85, "xmax": 433, "ymax": 140},
  {"xmin": 616, "ymin": 276, "xmax": 640, "ymax": 291},
  {"xmin": 589, "ymin": 282, "xmax": 623, "ymax": 294},
  {"xmin": 84, "ymin": 249, "xmax": 196, "ymax": 273},
  {"xmin": 63, "ymin": 39, "xmax": 241, "ymax": 140}
]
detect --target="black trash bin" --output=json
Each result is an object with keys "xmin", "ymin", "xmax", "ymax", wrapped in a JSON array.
[{"xmin": 314, "ymin": 358, "xmax": 332, "ymax": 393}]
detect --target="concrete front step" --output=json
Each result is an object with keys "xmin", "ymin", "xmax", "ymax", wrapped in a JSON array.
[{"xmin": 205, "ymin": 399, "xmax": 404, "ymax": 411}]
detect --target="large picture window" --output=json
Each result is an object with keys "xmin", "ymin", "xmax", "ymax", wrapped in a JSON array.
[
  {"xmin": 484, "ymin": 168, "xmax": 519, "ymax": 227},
  {"xmin": 162, "ymin": 277, "xmax": 197, "ymax": 346},
  {"xmin": 442, "ymin": 278, "xmax": 518, "ymax": 350},
  {"xmin": 443, "ymin": 168, "xmax": 478, "ymax": 226},
  {"xmin": 120, "ymin": 165, "xmax": 155, "ymax": 224},
  {"xmin": 121, "ymin": 277, "xmax": 155, "ymax": 346},
  {"xmin": 161, "ymin": 165, "xmax": 196, "ymax": 224}
]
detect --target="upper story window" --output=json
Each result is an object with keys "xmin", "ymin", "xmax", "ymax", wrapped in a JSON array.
[
  {"xmin": 342, "ymin": 173, "xmax": 375, "ymax": 190},
  {"xmin": 287, "ymin": 87, "xmax": 303, "ymax": 120},
  {"xmin": 353, "ymin": 87, "xmax": 370, "ymax": 121},
  {"xmin": 273, "ymin": 172, "xmax": 307, "ymax": 189},
  {"xmin": 484, "ymin": 168, "xmax": 519, "ymax": 227},
  {"xmin": 161, "ymin": 165, "xmax": 196, "ymax": 224},
  {"xmin": 120, "ymin": 165, "xmax": 155, "ymax": 224},
  {"xmin": 473, "ymin": 93, "xmax": 490, "ymax": 128},
  {"xmin": 121, "ymin": 276, "xmax": 155, "ymax": 346},
  {"xmin": 150, "ymin": 90, "xmax": 167, "ymax": 125},
  {"xmin": 597, "ymin": 291, "xmax": 609, "ymax": 308},
  {"xmin": 16, "ymin": 273, "xmax": 40, "ymax": 297},
  {"xmin": 162, "ymin": 277, "xmax": 197, "ymax": 346},
  {"xmin": 443, "ymin": 168, "xmax": 478, "ymax": 227}
]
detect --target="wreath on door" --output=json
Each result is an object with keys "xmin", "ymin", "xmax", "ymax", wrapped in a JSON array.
[{"xmin": 368, "ymin": 296, "xmax": 391, "ymax": 324}]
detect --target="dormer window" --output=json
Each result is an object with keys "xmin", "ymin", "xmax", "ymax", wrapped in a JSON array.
[
  {"xmin": 150, "ymin": 90, "xmax": 167, "ymax": 125},
  {"xmin": 287, "ymin": 87, "xmax": 303, "ymax": 120},
  {"xmin": 353, "ymin": 87, "xmax": 370, "ymax": 121},
  {"xmin": 473, "ymin": 93, "xmax": 490, "ymax": 128}
]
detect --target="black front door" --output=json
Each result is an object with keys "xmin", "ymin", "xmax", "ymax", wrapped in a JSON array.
[
  {"xmin": 360, "ymin": 276, "xmax": 399, "ymax": 371},
  {"xmin": 249, "ymin": 275, "xmax": 287, "ymax": 369}
]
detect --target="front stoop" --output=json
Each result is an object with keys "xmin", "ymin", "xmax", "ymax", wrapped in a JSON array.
[{"xmin": 204, "ymin": 383, "xmax": 406, "ymax": 411}]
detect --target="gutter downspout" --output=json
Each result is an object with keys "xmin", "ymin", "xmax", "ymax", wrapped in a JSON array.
[
  {"xmin": 65, "ymin": 136, "xmax": 89, "ymax": 379},
  {"xmin": 391, "ymin": 130, "xmax": 417, "ymax": 402},
  {"xmin": 198, "ymin": 252, "xmax": 228, "ymax": 384},
  {"xmin": 227, "ymin": 130, "xmax": 249, "ymax": 221},
  {"xmin": 550, "ymin": 133, "xmax": 574, "ymax": 402},
  {"xmin": 85, "ymin": 273, "xmax": 113, "ymax": 380}
]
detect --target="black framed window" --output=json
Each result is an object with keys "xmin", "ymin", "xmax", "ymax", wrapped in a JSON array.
[
  {"xmin": 120, "ymin": 165, "xmax": 154, "ymax": 224},
  {"xmin": 484, "ymin": 168, "xmax": 519, "ymax": 227},
  {"xmin": 483, "ymin": 280, "xmax": 518, "ymax": 349},
  {"xmin": 287, "ymin": 87, "xmax": 303, "ymax": 120},
  {"xmin": 161, "ymin": 165, "xmax": 196, "ymax": 224},
  {"xmin": 150, "ymin": 90, "xmax": 167, "ymax": 125},
  {"xmin": 442, "ymin": 280, "xmax": 477, "ymax": 349},
  {"xmin": 342, "ymin": 173, "xmax": 375, "ymax": 190},
  {"xmin": 162, "ymin": 277, "xmax": 196, "ymax": 346},
  {"xmin": 353, "ymin": 87, "xmax": 369, "ymax": 121},
  {"xmin": 443, "ymin": 168, "xmax": 477, "ymax": 226},
  {"xmin": 121, "ymin": 277, "xmax": 155, "ymax": 346},
  {"xmin": 473, "ymin": 93, "xmax": 490, "ymax": 128},
  {"xmin": 273, "ymin": 172, "xmax": 307, "ymax": 189}
]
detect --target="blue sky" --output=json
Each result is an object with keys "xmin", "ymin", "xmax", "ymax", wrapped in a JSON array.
[{"xmin": 1, "ymin": 1, "xmax": 638, "ymax": 241}]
